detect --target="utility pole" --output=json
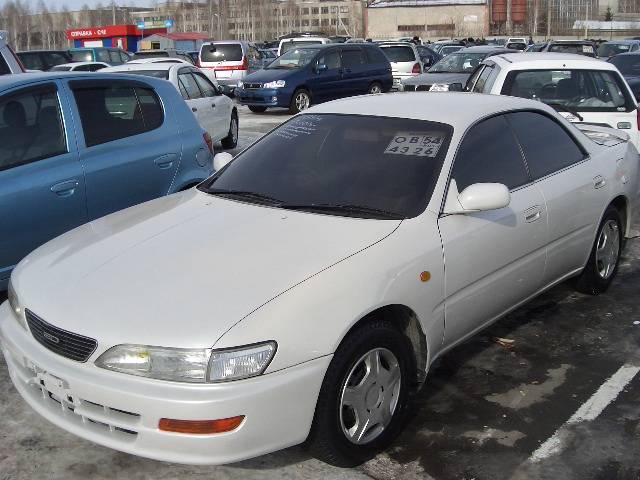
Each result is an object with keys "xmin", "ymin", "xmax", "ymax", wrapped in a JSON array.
[
  {"xmin": 546, "ymin": 0, "xmax": 551, "ymax": 39},
  {"xmin": 112, "ymin": 0, "xmax": 116, "ymax": 25},
  {"xmin": 506, "ymin": 0, "xmax": 512, "ymax": 35},
  {"xmin": 209, "ymin": 0, "xmax": 213, "ymax": 37},
  {"xmin": 584, "ymin": 2, "xmax": 588, "ymax": 39}
]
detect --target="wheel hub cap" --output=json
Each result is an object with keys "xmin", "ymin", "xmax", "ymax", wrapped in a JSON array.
[
  {"xmin": 339, "ymin": 348, "xmax": 401, "ymax": 445},
  {"xmin": 595, "ymin": 219, "xmax": 620, "ymax": 279}
]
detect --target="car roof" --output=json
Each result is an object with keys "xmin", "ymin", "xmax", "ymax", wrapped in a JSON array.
[
  {"xmin": 308, "ymin": 92, "xmax": 559, "ymax": 127},
  {"xmin": 55, "ymin": 61, "xmax": 108, "ymax": 67},
  {"xmin": 0, "ymin": 71, "xmax": 169, "ymax": 92},
  {"xmin": 548, "ymin": 40, "xmax": 594, "ymax": 44},
  {"xmin": 601, "ymin": 39, "xmax": 639, "ymax": 44},
  {"xmin": 102, "ymin": 63, "xmax": 182, "ymax": 72},
  {"xmin": 457, "ymin": 45, "xmax": 512, "ymax": 53},
  {"xmin": 491, "ymin": 52, "xmax": 615, "ymax": 69}
]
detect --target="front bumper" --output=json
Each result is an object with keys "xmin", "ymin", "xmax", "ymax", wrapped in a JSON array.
[
  {"xmin": 392, "ymin": 73, "xmax": 416, "ymax": 91},
  {"xmin": 0, "ymin": 301, "xmax": 331, "ymax": 465},
  {"xmin": 235, "ymin": 87, "xmax": 290, "ymax": 108}
]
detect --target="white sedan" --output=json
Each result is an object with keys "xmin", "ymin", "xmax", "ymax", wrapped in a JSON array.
[
  {"xmin": 50, "ymin": 61, "xmax": 111, "ymax": 72},
  {"xmin": 2, "ymin": 93, "xmax": 638, "ymax": 466},
  {"xmin": 103, "ymin": 62, "xmax": 238, "ymax": 149}
]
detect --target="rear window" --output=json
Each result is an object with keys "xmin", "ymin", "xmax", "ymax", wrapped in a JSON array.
[
  {"xmin": 548, "ymin": 43, "xmax": 595, "ymax": 56},
  {"xmin": 71, "ymin": 50, "xmax": 93, "ymax": 62},
  {"xmin": 598, "ymin": 43, "xmax": 632, "ymax": 57},
  {"xmin": 201, "ymin": 43, "xmax": 243, "ymax": 62},
  {"xmin": 380, "ymin": 46, "xmax": 415, "ymax": 63},
  {"xmin": 120, "ymin": 70, "xmax": 169, "ymax": 79},
  {"xmin": 503, "ymin": 69, "xmax": 634, "ymax": 112}
]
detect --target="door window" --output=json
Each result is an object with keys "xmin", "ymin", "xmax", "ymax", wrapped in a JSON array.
[
  {"xmin": 506, "ymin": 111, "xmax": 585, "ymax": 179},
  {"xmin": 45, "ymin": 52, "xmax": 70, "ymax": 68},
  {"xmin": 74, "ymin": 64, "xmax": 92, "ymax": 71},
  {"xmin": 109, "ymin": 50, "xmax": 122, "ymax": 64},
  {"xmin": 97, "ymin": 50, "xmax": 110, "ymax": 62},
  {"xmin": 178, "ymin": 73, "xmax": 202, "ymax": 99},
  {"xmin": 341, "ymin": 49, "xmax": 366, "ymax": 67},
  {"xmin": 0, "ymin": 53, "xmax": 10, "ymax": 75},
  {"xmin": 119, "ymin": 51, "xmax": 129, "ymax": 63},
  {"xmin": 0, "ymin": 85, "xmax": 67, "ymax": 170},
  {"xmin": 471, "ymin": 65, "xmax": 495, "ymax": 92},
  {"xmin": 451, "ymin": 115, "xmax": 529, "ymax": 192},
  {"xmin": 19, "ymin": 52, "xmax": 44, "ymax": 70},
  {"xmin": 72, "ymin": 83, "xmax": 163, "ymax": 147},
  {"xmin": 193, "ymin": 73, "xmax": 217, "ymax": 97},
  {"xmin": 317, "ymin": 51, "xmax": 341, "ymax": 70}
]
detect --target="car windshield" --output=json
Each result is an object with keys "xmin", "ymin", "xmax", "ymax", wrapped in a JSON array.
[
  {"xmin": 548, "ymin": 43, "xmax": 595, "ymax": 56},
  {"xmin": 609, "ymin": 55, "xmax": 640, "ymax": 76},
  {"xmin": 267, "ymin": 48, "xmax": 317, "ymax": 69},
  {"xmin": 441, "ymin": 46, "xmax": 464, "ymax": 55},
  {"xmin": 505, "ymin": 69, "xmax": 631, "ymax": 111},
  {"xmin": 429, "ymin": 52, "xmax": 487, "ymax": 73},
  {"xmin": 117, "ymin": 70, "xmax": 169, "ymax": 79},
  {"xmin": 380, "ymin": 46, "xmax": 415, "ymax": 63},
  {"xmin": 200, "ymin": 43, "xmax": 243, "ymax": 62},
  {"xmin": 70, "ymin": 50, "xmax": 93, "ymax": 62},
  {"xmin": 199, "ymin": 114, "xmax": 453, "ymax": 219},
  {"xmin": 598, "ymin": 43, "xmax": 633, "ymax": 57},
  {"xmin": 281, "ymin": 40, "xmax": 323, "ymax": 54}
]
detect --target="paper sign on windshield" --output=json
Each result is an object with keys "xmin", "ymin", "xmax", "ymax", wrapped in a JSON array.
[{"xmin": 384, "ymin": 132, "xmax": 444, "ymax": 157}]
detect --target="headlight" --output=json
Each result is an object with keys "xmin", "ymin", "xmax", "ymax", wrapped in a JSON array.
[
  {"xmin": 209, "ymin": 341, "xmax": 276, "ymax": 382},
  {"xmin": 236, "ymin": 80, "xmax": 244, "ymax": 89},
  {"xmin": 95, "ymin": 341, "xmax": 276, "ymax": 383},
  {"xmin": 262, "ymin": 80, "xmax": 286, "ymax": 88},
  {"xmin": 429, "ymin": 83, "xmax": 450, "ymax": 92},
  {"xmin": 7, "ymin": 279, "xmax": 27, "ymax": 331}
]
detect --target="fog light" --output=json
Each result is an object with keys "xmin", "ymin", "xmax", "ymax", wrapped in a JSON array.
[
  {"xmin": 158, "ymin": 416, "xmax": 245, "ymax": 434},
  {"xmin": 272, "ymin": 96, "xmax": 278, "ymax": 102}
]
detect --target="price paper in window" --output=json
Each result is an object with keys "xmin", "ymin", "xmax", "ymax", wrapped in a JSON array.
[{"xmin": 384, "ymin": 132, "xmax": 444, "ymax": 157}]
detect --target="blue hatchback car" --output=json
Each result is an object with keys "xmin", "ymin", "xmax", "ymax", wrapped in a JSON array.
[
  {"xmin": 0, "ymin": 72, "xmax": 214, "ymax": 289},
  {"xmin": 235, "ymin": 43, "xmax": 392, "ymax": 114}
]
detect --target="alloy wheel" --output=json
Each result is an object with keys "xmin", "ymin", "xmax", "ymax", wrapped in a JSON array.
[
  {"xmin": 295, "ymin": 92, "xmax": 310, "ymax": 111},
  {"xmin": 595, "ymin": 219, "xmax": 620, "ymax": 279}
]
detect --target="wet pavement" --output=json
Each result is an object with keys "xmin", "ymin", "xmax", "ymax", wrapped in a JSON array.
[{"xmin": 1, "ymin": 106, "xmax": 639, "ymax": 479}]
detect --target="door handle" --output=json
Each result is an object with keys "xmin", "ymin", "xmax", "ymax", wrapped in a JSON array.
[
  {"xmin": 50, "ymin": 180, "xmax": 79, "ymax": 198},
  {"xmin": 192, "ymin": 107, "xmax": 198, "ymax": 112},
  {"xmin": 524, "ymin": 206, "xmax": 542, "ymax": 223},
  {"xmin": 593, "ymin": 175, "xmax": 606, "ymax": 189},
  {"xmin": 154, "ymin": 157, "xmax": 174, "ymax": 169}
]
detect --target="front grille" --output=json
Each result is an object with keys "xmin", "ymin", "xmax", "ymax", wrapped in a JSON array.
[
  {"xmin": 416, "ymin": 85, "xmax": 431, "ymax": 91},
  {"xmin": 403, "ymin": 85, "xmax": 416, "ymax": 92},
  {"xmin": 244, "ymin": 83, "xmax": 262, "ymax": 89},
  {"xmin": 25, "ymin": 309, "xmax": 97, "ymax": 362}
]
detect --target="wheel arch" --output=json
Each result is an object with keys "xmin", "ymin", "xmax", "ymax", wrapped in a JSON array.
[{"xmin": 609, "ymin": 195, "xmax": 629, "ymax": 237}]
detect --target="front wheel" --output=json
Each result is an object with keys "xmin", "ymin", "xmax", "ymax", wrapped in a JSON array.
[
  {"xmin": 306, "ymin": 320, "xmax": 415, "ymax": 467},
  {"xmin": 248, "ymin": 105, "xmax": 267, "ymax": 113},
  {"xmin": 575, "ymin": 206, "xmax": 623, "ymax": 295},
  {"xmin": 368, "ymin": 82, "xmax": 383, "ymax": 94},
  {"xmin": 221, "ymin": 110, "xmax": 238, "ymax": 149},
  {"xmin": 289, "ymin": 89, "xmax": 311, "ymax": 114}
]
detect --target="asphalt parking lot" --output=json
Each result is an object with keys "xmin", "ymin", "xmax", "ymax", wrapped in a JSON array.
[{"xmin": 1, "ymin": 105, "xmax": 640, "ymax": 480}]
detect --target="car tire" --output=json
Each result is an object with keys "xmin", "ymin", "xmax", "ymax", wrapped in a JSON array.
[
  {"xmin": 575, "ymin": 206, "xmax": 623, "ymax": 295},
  {"xmin": 248, "ymin": 106, "xmax": 267, "ymax": 113},
  {"xmin": 289, "ymin": 89, "xmax": 311, "ymax": 114},
  {"xmin": 306, "ymin": 319, "xmax": 415, "ymax": 467},
  {"xmin": 368, "ymin": 82, "xmax": 383, "ymax": 94},
  {"xmin": 221, "ymin": 110, "xmax": 239, "ymax": 149}
]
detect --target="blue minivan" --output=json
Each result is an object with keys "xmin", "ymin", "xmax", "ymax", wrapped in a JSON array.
[
  {"xmin": 0, "ymin": 72, "xmax": 214, "ymax": 289},
  {"xmin": 235, "ymin": 43, "xmax": 392, "ymax": 114}
]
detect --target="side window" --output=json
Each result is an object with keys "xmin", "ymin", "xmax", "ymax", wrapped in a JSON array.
[
  {"xmin": 19, "ymin": 52, "xmax": 44, "ymax": 70},
  {"xmin": 72, "ymin": 83, "xmax": 163, "ymax": 147},
  {"xmin": 364, "ymin": 47, "xmax": 389, "ymax": 64},
  {"xmin": 451, "ymin": 115, "xmax": 529, "ymax": 192},
  {"xmin": 317, "ymin": 51, "xmax": 341, "ymax": 70},
  {"xmin": 466, "ymin": 65, "xmax": 484, "ymax": 91},
  {"xmin": 193, "ymin": 73, "xmax": 217, "ymax": 97},
  {"xmin": 119, "ymin": 51, "xmax": 129, "ymax": 63},
  {"xmin": 471, "ymin": 64, "xmax": 500, "ymax": 93},
  {"xmin": 90, "ymin": 63, "xmax": 107, "ymax": 71},
  {"xmin": 341, "ymin": 49, "xmax": 366, "ymax": 67},
  {"xmin": 47, "ymin": 52, "xmax": 69, "ymax": 68},
  {"xmin": 109, "ymin": 50, "xmax": 122, "ymax": 64},
  {"xmin": 507, "ymin": 111, "xmax": 585, "ymax": 179},
  {"xmin": 0, "ymin": 52, "xmax": 10, "ymax": 75},
  {"xmin": 74, "ymin": 64, "xmax": 91, "ymax": 71},
  {"xmin": 0, "ymin": 85, "xmax": 67, "ymax": 170},
  {"xmin": 97, "ymin": 50, "xmax": 110, "ymax": 62},
  {"xmin": 178, "ymin": 73, "xmax": 202, "ymax": 99}
]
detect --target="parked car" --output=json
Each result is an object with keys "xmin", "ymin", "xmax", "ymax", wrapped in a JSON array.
[
  {"xmin": 3, "ymin": 93, "xmax": 637, "ymax": 467},
  {"xmin": 0, "ymin": 31, "xmax": 25, "ymax": 75},
  {"xmin": 378, "ymin": 42, "xmax": 424, "ymax": 89},
  {"xmin": 431, "ymin": 41, "xmax": 465, "ymax": 56},
  {"xmin": 103, "ymin": 62, "xmax": 238, "ymax": 149},
  {"xmin": 15, "ymin": 50, "xmax": 72, "ymax": 71},
  {"xmin": 505, "ymin": 41, "xmax": 527, "ymax": 51},
  {"xmin": 69, "ymin": 47, "xmax": 130, "ymax": 66},
  {"xmin": 186, "ymin": 50, "xmax": 199, "ymax": 64},
  {"xmin": 608, "ymin": 52, "xmax": 640, "ymax": 101},
  {"xmin": 465, "ymin": 52, "xmax": 640, "ymax": 149},
  {"xmin": 277, "ymin": 36, "xmax": 331, "ymax": 56},
  {"xmin": 132, "ymin": 49, "xmax": 194, "ymax": 64},
  {"xmin": 235, "ymin": 43, "xmax": 392, "ymax": 114},
  {"xmin": 597, "ymin": 40, "xmax": 640, "ymax": 59},
  {"xmin": 50, "ymin": 61, "xmax": 110, "ymax": 72},
  {"xmin": 415, "ymin": 44, "xmax": 442, "ymax": 69},
  {"xmin": 540, "ymin": 40, "xmax": 597, "ymax": 57},
  {"xmin": 526, "ymin": 42, "xmax": 548, "ymax": 52},
  {"xmin": 400, "ymin": 46, "xmax": 516, "ymax": 92},
  {"xmin": 0, "ymin": 72, "xmax": 215, "ymax": 289},
  {"xmin": 198, "ymin": 41, "xmax": 264, "ymax": 95}
]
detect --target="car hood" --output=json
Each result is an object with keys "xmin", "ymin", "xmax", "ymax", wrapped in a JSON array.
[
  {"xmin": 403, "ymin": 72, "xmax": 470, "ymax": 86},
  {"xmin": 14, "ymin": 190, "xmax": 400, "ymax": 350},
  {"xmin": 244, "ymin": 68, "xmax": 299, "ymax": 83}
]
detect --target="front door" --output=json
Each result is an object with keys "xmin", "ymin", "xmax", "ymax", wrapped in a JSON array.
[
  {"xmin": 193, "ymin": 70, "xmax": 230, "ymax": 141},
  {"xmin": 307, "ymin": 49, "xmax": 343, "ymax": 103},
  {"xmin": 438, "ymin": 114, "xmax": 548, "ymax": 347},
  {"xmin": 0, "ymin": 82, "xmax": 87, "ymax": 283}
]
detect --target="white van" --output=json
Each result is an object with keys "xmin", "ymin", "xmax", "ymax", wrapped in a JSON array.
[{"xmin": 277, "ymin": 37, "xmax": 330, "ymax": 57}]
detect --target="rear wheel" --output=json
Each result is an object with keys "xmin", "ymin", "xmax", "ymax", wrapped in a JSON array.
[
  {"xmin": 575, "ymin": 206, "xmax": 623, "ymax": 295},
  {"xmin": 289, "ymin": 89, "xmax": 311, "ymax": 114},
  {"xmin": 248, "ymin": 105, "xmax": 267, "ymax": 113},
  {"xmin": 368, "ymin": 82, "xmax": 383, "ymax": 94},
  {"xmin": 306, "ymin": 320, "xmax": 415, "ymax": 467},
  {"xmin": 221, "ymin": 110, "xmax": 238, "ymax": 149}
]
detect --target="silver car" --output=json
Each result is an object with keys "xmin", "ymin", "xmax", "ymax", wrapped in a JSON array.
[{"xmin": 199, "ymin": 41, "xmax": 263, "ymax": 95}]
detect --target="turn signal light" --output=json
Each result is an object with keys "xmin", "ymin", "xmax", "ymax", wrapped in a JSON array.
[{"xmin": 159, "ymin": 416, "xmax": 245, "ymax": 434}]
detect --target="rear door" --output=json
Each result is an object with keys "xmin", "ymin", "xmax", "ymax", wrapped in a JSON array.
[
  {"xmin": 177, "ymin": 68, "xmax": 216, "ymax": 137},
  {"xmin": 0, "ymin": 81, "xmax": 87, "ymax": 283},
  {"xmin": 340, "ymin": 47, "xmax": 369, "ymax": 95},
  {"xmin": 192, "ymin": 70, "xmax": 229, "ymax": 141},
  {"xmin": 67, "ymin": 78, "xmax": 181, "ymax": 219}
]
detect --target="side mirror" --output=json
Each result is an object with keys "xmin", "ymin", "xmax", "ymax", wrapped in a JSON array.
[
  {"xmin": 448, "ymin": 82, "xmax": 464, "ymax": 92},
  {"xmin": 213, "ymin": 152, "xmax": 233, "ymax": 171},
  {"xmin": 444, "ymin": 181, "xmax": 510, "ymax": 214},
  {"xmin": 315, "ymin": 63, "xmax": 328, "ymax": 73}
]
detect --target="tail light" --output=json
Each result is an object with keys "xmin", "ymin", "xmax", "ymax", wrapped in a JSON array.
[
  {"xmin": 239, "ymin": 56, "xmax": 249, "ymax": 71},
  {"xmin": 412, "ymin": 63, "xmax": 422, "ymax": 74},
  {"xmin": 203, "ymin": 132, "xmax": 214, "ymax": 155}
]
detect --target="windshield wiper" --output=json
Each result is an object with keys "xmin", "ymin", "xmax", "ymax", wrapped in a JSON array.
[
  {"xmin": 280, "ymin": 203, "xmax": 405, "ymax": 220},
  {"xmin": 207, "ymin": 189, "xmax": 283, "ymax": 205},
  {"xmin": 547, "ymin": 102, "xmax": 584, "ymax": 122}
]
